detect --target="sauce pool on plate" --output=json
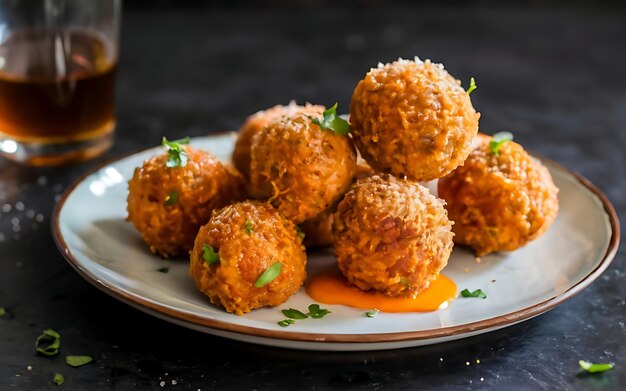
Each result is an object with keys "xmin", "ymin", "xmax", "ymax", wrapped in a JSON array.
[{"xmin": 306, "ymin": 268, "xmax": 457, "ymax": 313}]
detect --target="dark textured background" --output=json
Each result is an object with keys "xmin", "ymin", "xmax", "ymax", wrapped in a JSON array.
[{"xmin": 1, "ymin": 2, "xmax": 625, "ymax": 390}]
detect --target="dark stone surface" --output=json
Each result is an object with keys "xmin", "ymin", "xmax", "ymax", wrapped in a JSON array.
[{"xmin": 1, "ymin": 3, "xmax": 625, "ymax": 390}]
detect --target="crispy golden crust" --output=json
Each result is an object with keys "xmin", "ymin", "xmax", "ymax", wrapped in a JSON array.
[
  {"xmin": 333, "ymin": 174, "xmax": 454, "ymax": 297},
  {"xmin": 189, "ymin": 201, "xmax": 307, "ymax": 315},
  {"xmin": 232, "ymin": 102, "xmax": 325, "ymax": 180},
  {"xmin": 249, "ymin": 112, "xmax": 357, "ymax": 224},
  {"xmin": 438, "ymin": 134, "xmax": 559, "ymax": 256},
  {"xmin": 350, "ymin": 59, "xmax": 480, "ymax": 182},
  {"xmin": 301, "ymin": 155, "xmax": 373, "ymax": 249},
  {"xmin": 127, "ymin": 146, "xmax": 246, "ymax": 258}
]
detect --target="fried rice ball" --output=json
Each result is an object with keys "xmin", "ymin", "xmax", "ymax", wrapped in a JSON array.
[
  {"xmin": 127, "ymin": 146, "xmax": 246, "ymax": 258},
  {"xmin": 333, "ymin": 174, "xmax": 454, "ymax": 297},
  {"xmin": 350, "ymin": 58, "xmax": 480, "ymax": 182},
  {"xmin": 189, "ymin": 201, "xmax": 307, "ymax": 315},
  {"xmin": 249, "ymin": 111, "xmax": 357, "ymax": 224},
  {"xmin": 438, "ymin": 133, "xmax": 559, "ymax": 256},
  {"xmin": 232, "ymin": 102, "xmax": 325, "ymax": 180}
]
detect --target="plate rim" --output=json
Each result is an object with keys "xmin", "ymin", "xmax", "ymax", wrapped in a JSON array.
[{"xmin": 51, "ymin": 132, "xmax": 621, "ymax": 344}]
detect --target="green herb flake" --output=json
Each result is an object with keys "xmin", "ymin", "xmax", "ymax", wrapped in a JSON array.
[
  {"xmin": 164, "ymin": 191, "xmax": 179, "ymax": 206},
  {"xmin": 66, "ymin": 355, "xmax": 93, "ymax": 368},
  {"xmin": 460, "ymin": 288, "xmax": 487, "ymax": 299},
  {"xmin": 244, "ymin": 219, "xmax": 254, "ymax": 234},
  {"xmin": 467, "ymin": 77, "xmax": 478, "ymax": 95},
  {"xmin": 277, "ymin": 319, "xmax": 295, "ymax": 328},
  {"xmin": 282, "ymin": 308, "xmax": 309, "ymax": 319},
  {"xmin": 307, "ymin": 304, "xmax": 332, "ymax": 319},
  {"xmin": 36, "ymin": 329, "xmax": 61, "ymax": 357},
  {"xmin": 310, "ymin": 103, "xmax": 351, "ymax": 135},
  {"xmin": 579, "ymin": 360, "xmax": 614, "ymax": 374},
  {"xmin": 254, "ymin": 262, "xmax": 282, "ymax": 288},
  {"xmin": 366, "ymin": 309, "xmax": 379, "ymax": 318},
  {"xmin": 52, "ymin": 373, "xmax": 64, "ymax": 386},
  {"xmin": 399, "ymin": 277, "xmax": 410, "ymax": 287},
  {"xmin": 162, "ymin": 136, "xmax": 190, "ymax": 168},
  {"xmin": 489, "ymin": 132, "xmax": 514, "ymax": 156},
  {"xmin": 0, "ymin": 307, "xmax": 6, "ymax": 317},
  {"xmin": 202, "ymin": 244, "xmax": 220, "ymax": 265},
  {"xmin": 157, "ymin": 267, "xmax": 170, "ymax": 274}
]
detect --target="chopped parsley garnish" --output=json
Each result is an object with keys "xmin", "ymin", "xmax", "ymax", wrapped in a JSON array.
[
  {"xmin": 277, "ymin": 319, "xmax": 295, "ymax": 327},
  {"xmin": 66, "ymin": 355, "xmax": 93, "ymax": 367},
  {"xmin": 202, "ymin": 244, "xmax": 219, "ymax": 265},
  {"xmin": 157, "ymin": 267, "xmax": 170, "ymax": 273},
  {"xmin": 164, "ymin": 191, "xmax": 179, "ymax": 205},
  {"xmin": 244, "ymin": 219, "xmax": 254, "ymax": 234},
  {"xmin": 36, "ymin": 329, "xmax": 61, "ymax": 357},
  {"xmin": 366, "ymin": 309, "xmax": 379, "ymax": 318},
  {"xmin": 466, "ymin": 77, "xmax": 477, "ymax": 95},
  {"xmin": 281, "ymin": 308, "xmax": 309, "ymax": 319},
  {"xmin": 254, "ymin": 262, "xmax": 282, "ymax": 288},
  {"xmin": 310, "ymin": 103, "xmax": 350, "ymax": 135},
  {"xmin": 399, "ymin": 277, "xmax": 410, "ymax": 287},
  {"xmin": 277, "ymin": 303, "xmax": 332, "ymax": 326},
  {"xmin": 579, "ymin": 360, "xmax": 614, "ymax": 374},
  {"xmin": 460, "ymin": 288, "xmax": 487, "ymax": 299},
  {"xmin": 489, "ymin": 132, "xmax": 513, "ymax": 156},
  {"xmin": 52, "ymin": 373, "xmax": 64, "ymax": 386},
  {"xmin": 0, "ymin": 307, "xmax": 5, "ymax": 317},
  {"xmin": 306, "ymin": 304, "xmax": 331, "ymax": 319},
  {"xmin": 162, "ymin": 136, "xmax": 190, "ymax": 168}
]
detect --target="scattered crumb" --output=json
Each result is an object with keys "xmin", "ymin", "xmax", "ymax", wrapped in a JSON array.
[
  {"xmin": 159, "ymin": 381, "xmax": 165, "ymax": 387},
  {"xmin": 480, "ymin": 377, "xmax": 484, "ymax": 381},
  {"xmin": 476, "ymin": 359, "xmax": 480, "ymax": 364},
  {"xmin": 171, "ymin": 380, "xmax": 178, "ymax": 385},
  {"xmin": 439, "ymin": 357, "xmax": 443, "ymax": 362},
  {"xmin": 466, "ymin": 361, "xmax": 470, "ymax": 366},
  {"xmin": 491, "ymin": 279, "xmax": 496, "ymax": 283},
  {"xmin": 27, "ymin": 366, "xmax": 32, "ymax": 371},
  {"xmin": 464, "ymin": 268, "xmax": 470, "ymax": 273},
  {"xmin": 475, "ymin": 257, "xmax": 481, "ymax": 263}
]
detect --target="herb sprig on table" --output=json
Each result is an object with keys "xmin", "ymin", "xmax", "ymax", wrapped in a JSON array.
[{"xmin": 579, "ymin": 360, "xmax": 614, "ymax": 374}]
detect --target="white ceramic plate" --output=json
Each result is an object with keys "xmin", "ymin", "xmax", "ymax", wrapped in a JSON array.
[{"xmin": 53, "ymin": 133, "xmax": 619, "ymax": 351}]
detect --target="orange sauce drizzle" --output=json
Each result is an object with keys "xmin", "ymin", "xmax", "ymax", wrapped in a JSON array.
[{"xmin": 306, "ymin": 268, "xmax": 457, "ymax": 313}]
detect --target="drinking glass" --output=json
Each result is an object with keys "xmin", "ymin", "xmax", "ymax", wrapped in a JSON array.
[{"xmin": 0, "ymin": 0, "xmax": 121, "ymax": 166}]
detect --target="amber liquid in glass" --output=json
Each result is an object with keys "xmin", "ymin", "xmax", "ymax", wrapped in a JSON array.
[{"xmin": 0, "ymin": 29, "xmax": 116, "ymax": 146}]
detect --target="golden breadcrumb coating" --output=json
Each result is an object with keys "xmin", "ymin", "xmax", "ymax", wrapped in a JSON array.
[
  {"xmin": 232, "ymin": 102, "xmax": 324, "ymax": 180},
  {"xmin": 249, "ymin": 112, "xmax": 357, "ymax": 224},
  {"xmin": 333, "ymin": 174, "xmax": 454, "ymax": 297},
  {"xmin": 438, "ymin": 133, "xmax": 559, "ymax": 256},
  {"xmin": 350, "ymin": 58, "xmax": 480, "ymax": 182},
  {"xmin": 127, "ymin": 146, "xmax": 246, "ymax": 258},
  {"xmin": 189, "ymin": 201, "xmax": 307, "ymax": 315}
]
